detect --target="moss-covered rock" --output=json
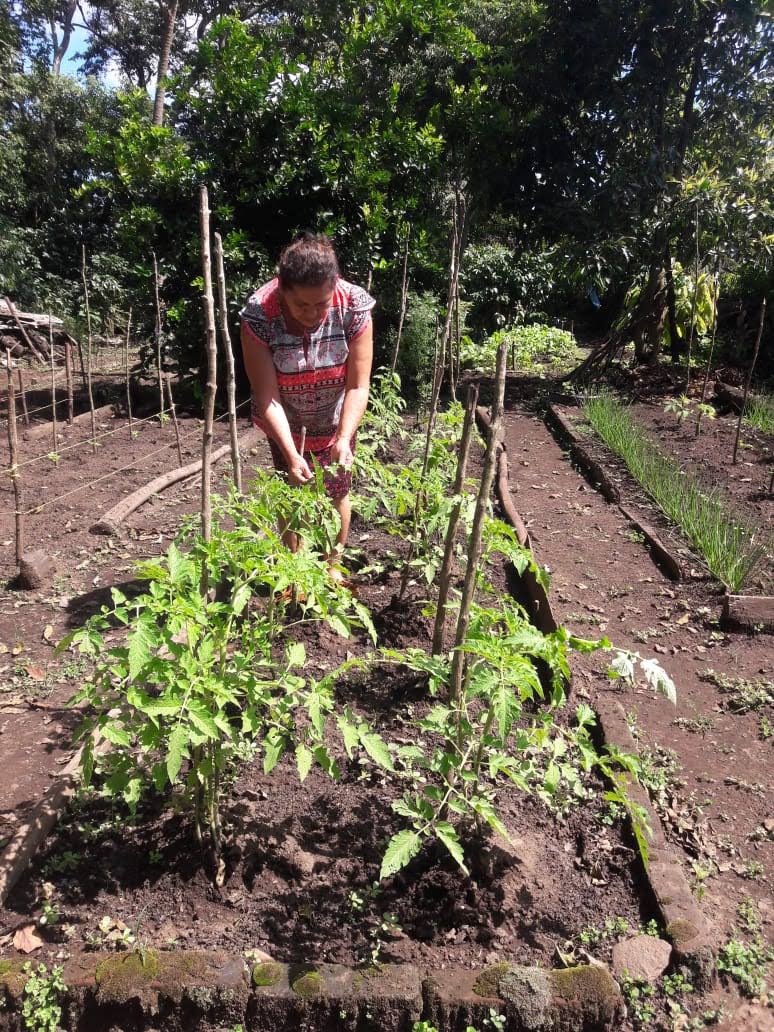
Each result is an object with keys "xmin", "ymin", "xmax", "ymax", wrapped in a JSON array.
[
  {"xmin": 666, "ymin": 918, "xmax": 700, "ymax": 949},
  {"xmin": 252, "ymin": 961, "xmax": 282, "ymax": 988},
  {"xmin": 95, "ymin": 950, "xmax": 160, "ymax": 1004},
  {"xmin": 473, "ymin": 962, "xmax": 511, "ymax": 998},
  {"xmin": 291, "ymin": 969, "xmax": 326, "ymax": 999},
  {"xmin": 0, "ymin": 958, "xmax": 29, "ymax": 998},
  {"xmin": 499, "ymin": 967, "xmax": 550, "ymax": 1028},
  {"xmin": 549, "ymin": 964, "xmax": 624, "ymax": 1028}
]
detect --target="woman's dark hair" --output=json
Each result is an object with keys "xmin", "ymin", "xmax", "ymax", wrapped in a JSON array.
[{"xmin": 278, "ymin": 232, "xmax": 340, "ymax": 288}]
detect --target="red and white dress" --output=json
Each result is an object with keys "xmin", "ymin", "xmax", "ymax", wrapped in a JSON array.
[{"xmin": 240, "ymin": 277, "xmax": 375, "ymax": 498}]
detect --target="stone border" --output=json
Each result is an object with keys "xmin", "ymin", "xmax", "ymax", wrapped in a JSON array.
[
  {"xmin": 721, "ymin": 593, "xmax": 774, "ymax": 635},
  {"xmin": 545, "ymin": 403, "xmax": 685, "ymax": 581},
  {"xmin": 0, "ymin": 950, "xmax": 626, "ymax": 1031}
]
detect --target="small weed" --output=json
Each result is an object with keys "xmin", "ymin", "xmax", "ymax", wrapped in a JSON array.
[
  {"xmin": 620, "ymin": 972, "xmax": 657, "ymax": 1027},
  {"xmin": 699, "ymin": 669, "xmax": 773, "ymax": 714},
  {"xmin": 42, "ymin": 850, "xmax": 80, "ymax": 876},
  {"xmin": 741, "ymin": 858, "xmax": 764, "ymax": 881},
  {"xmin": 641, "ymin": 918, "xmax": 661, "ymax": 937},
  {"xmin": 717, "ymin": 935, "xmax": 774, "ymax": 997},
  {"xmin": 627, "ymin": 529, "xmax": 646, "ymax": 545},
  {"xmin": 577, "ymin": 916, "xmax": 630, "ymax": 947},
  {"xmin": 663, "ymin": 971, "xmax": 694, "ymax": 998},
  {"xmin": 737, "ymin": 898, "xmax": 761, "ymax": 934},
  {"xmin": 744, "ymin": 392, "xmax": 774, "ymax": 435},
  {"xmin": 664, "ymin": 395, "xmax": 693, "ymax": 424},
  {"xmin": 21, "ymin": 963, "xmax": 66, "ymax": 1032},
  {"xmin": 46, "ymin": 452, "xmax": 61, "ymax": 464},
  {"xmin": 672, "ymin": 714, "xmax": 715, "ymax": 735},
  {"xmin": 760, "ymin": 715, "xmax": 772, "ymax": 740}
]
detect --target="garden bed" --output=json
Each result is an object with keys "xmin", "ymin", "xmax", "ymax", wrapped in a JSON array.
[{"xmin": 0, "ymin": 516, "xmax": 645, "ymax": 972}]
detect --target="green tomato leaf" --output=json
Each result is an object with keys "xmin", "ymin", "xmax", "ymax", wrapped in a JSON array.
[
  {"xmin": 296, "ymin": 743, "xmax": 313, "ymax": 782},
  {"xmin": 380, "ymin": 829, "xmax": 422, "ymax": 880},
  {"xmin": 435, "ymin": 821, "xmax": 468, "ymax": 874},
  {"xmin": 128, "ymin": 613, "xmax": 157, "ymax": 680},
  {"xmin": 166, "ymin": 724, "xmax": 189, "ymax": 784},
  {"xmin": 358, "ymin": 728, "xmax": 394, "ymax": 771}
]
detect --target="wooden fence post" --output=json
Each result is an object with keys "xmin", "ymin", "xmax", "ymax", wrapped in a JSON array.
[
  {"xmin": 199, "ymin": 186, "xmax": 218, "ymax": 568},
  {"xmin": 213, "ymin": 232, "xmax": 242, "ymax": 492},
  {"xmin": 5, "ymin": 354, "xmax": 25, "ymax": 563},
  {"xmin": 80, "ymin": 245, "xmax": 97, "ymax": 453}
]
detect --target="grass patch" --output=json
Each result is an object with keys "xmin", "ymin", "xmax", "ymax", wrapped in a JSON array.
[
  {"xmin": 743, "ymin": 392, "xmax": 774, "ymax": 435},
  {"xmin": 581, "ymin": 391, "xmax": 767, "ymax": 592}
]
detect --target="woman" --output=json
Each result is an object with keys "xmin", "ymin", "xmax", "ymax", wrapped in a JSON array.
[{"xmin": 240, "ymin": 233, "xmax": 374, "ymax": 557}]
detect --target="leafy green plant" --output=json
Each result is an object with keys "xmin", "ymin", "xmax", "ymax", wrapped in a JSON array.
[
  {"xmin": 21, "ymin": 963, "xmax": 66, "ymax": 1032},
  {"xmin": 60, "ymin": 472, "xmax": 382, "ymax": 866},
  {"xmin": 664, "ymin": 394, "xmax": 693, "ymax": 424},
  {"xmin": 717, "ymin": 935, "xmax": 774, "ymax": 997},
  {"xmin": 460, "ymin": 323, "xmax": 577, "ymax": 374},
  {"xmin": 620, "ymin": 972, "xmax": 657, "ymax": 1027},
  {"xmin": 582, "ymin": 391, "xmax": 767, "ymax": 591},
  {"xmin": 743, "ymin": 392, "xmax": 774, "ymax": 435}
]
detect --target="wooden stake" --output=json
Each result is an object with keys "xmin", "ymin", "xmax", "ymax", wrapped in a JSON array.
[
  {"xmin": 299, "ymin": 425, "xmax": 307, "ymax": 455},
  {"xmin": 5, "ymin": 354, "xmax": 24, "ymax": 563},
  {"xmin": 695, "ymin": 259, "xmax": 721, "ymax": 437},
  {"xmin": 449, "ymin": 343, "xmax": 507, "ymax": 701},
  {"xmin": 685, "ymin": 202, "xmax": 700, "ymax": 392},
  {"xmin": 389, "ymin": 226, "xmax": 411, "ymax": 377},
  {"xmin": 16, "ymin": 367, "xmax": 29, "ymax": 427},
  {"xmin": 199, "ymin": 186, "xmax": 218, "ymax": 560},
  {"xmin": 124, "ymin": 306, "xmax": 133, "ymax": 433},
  {"xmin": 732, "ymin": 297, "xmax": 766, "ymax": 465},
  {"xmin": 213, "ymin": 232, "xmax": 242, "ymax": 492},
  {"xmin": 49, "ymin": 314, "xmax": 57, "ymax": 451},
  {"xmin": 165, "ymin": 374, "xmax": 183, "ymax": 466},
  {"xmin": 152, "ymin": 252, "xmax": 165, "ymax": 421},
  {"xmin": 80, "ymin": 245, "xmax": 97, "ymax": 454},
  {"xmin": 64, "ymin": 338, "xmax": 74, "ymax": 425},
  {"xmin": 432, "ymin": 382, "xmax": 478, "ymax": 654}
]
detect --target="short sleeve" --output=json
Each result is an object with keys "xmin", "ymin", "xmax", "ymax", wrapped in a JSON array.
[
  {"xmin": 343, "ymin": 284, "xmax": 376, "ymax": 342},
  {"xmin": 239, "ymin": 293, "xmax": 272, "ymax": 349}
]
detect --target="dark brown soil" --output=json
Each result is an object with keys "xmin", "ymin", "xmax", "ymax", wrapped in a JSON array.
[{"xmin": 0, "ymin": 503, "xmax": 645, "ymax": 970}]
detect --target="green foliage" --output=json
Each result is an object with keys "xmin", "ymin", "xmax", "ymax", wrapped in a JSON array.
[
  {"xmin": 461, "ymin": 324, "xmax": 577, "ymax": 375},
  {"xmin": 460, "ymin": 243, "xmax": 560, "ymax": 332},
  {"xmin": 21, "ymin": 963, "xmax": 66, "ymax": 1032},
  {"xmin": 744, "ymin": 393, "xmax": 774, "ymax": 435},
  {"xmin": 619, "ymin": 972, "xmax": 657, "ymax": 1027},
  {"xmin": 582, "ymin": 391, "xmax": 767, "ymax": 591},
  {"xmin": 60, "ymin": 471, "xmax": 379, "ymax": 855},
  {"xmin": 717, "ymin": 935, "xmax": 774, "ymax": 998},
  {"xmin": 618, "ymin": 263, "xmax": 716, "ymax": 348}
]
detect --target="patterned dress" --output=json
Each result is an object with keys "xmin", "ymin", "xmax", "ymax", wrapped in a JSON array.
[{"xmin": 240, "ymin": 277, "xmax": 375, "ymax": 499}]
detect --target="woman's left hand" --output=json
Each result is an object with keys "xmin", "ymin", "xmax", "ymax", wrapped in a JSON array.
[{"xmin": 330, "ymin": 436, "xmax": 354, "ymax": 469}]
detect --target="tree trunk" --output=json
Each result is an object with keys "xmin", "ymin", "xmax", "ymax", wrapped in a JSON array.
[
  {"xmin": 665, "ymin": 243, "xmax": 681, "ymax": 361},
  {"xmin": 632, "ymin": 262, "xmax": 667, "ymax": 365},
  {"xmin": 50, "ymin": 0, "xmax": 78, "ymax": 76},
  {"xmin": 152, "ymin": 0, "xmax": 179, "ymax": 127}
]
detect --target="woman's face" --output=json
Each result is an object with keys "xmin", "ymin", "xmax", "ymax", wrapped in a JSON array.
[{"xmin": 280, "ymin": 281, "xmax": 335, "ymax": 330}]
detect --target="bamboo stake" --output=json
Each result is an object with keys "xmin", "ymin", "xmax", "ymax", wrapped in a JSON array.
[
  {"xmin": 152, "ymin": 252, "xmax": 165, "ymax": 421},
  {"xmin": 213, "ymin": 232, "xmax": 242, "ymax": 492},
  {"xmin": 64, "ymin": 338, "xmax": 74, "ymax": 425},
  {"xmin": 80, "ymin": 245, "xmax": 97, "ymax": 454},
  {"xmin": 449, "ymin": 343, "xmax": 508, "ymax": 701},
  {"xmin": 685, "ymin": 202, "xmax": 700, "ymax": 393},
  {"xmin": 165, "ymin": 374, "xmax": 183, "ymax": 466},
  {"xmin": 124, "ymin": 306, "xmax": 133, "ymax": 433},
  {"xmin": 5, "ymin": 354, "xmax": 24, "ymax": 563},
  {"xmin": 389, "ymin": 226, "xmax": 411, "ymax": 377},
  {"xmin": 732, "ymin": 297, "xmax": 766, "ymax": 465},
  {"xmin": 695, "ymin": 259, "xmax": 721, "ymax": 437},
  {"xmin": 16, "ymin": 367, "xmax": 29, "ymax": 427},
  {"xmin": 49, "ymin": 314, "xmax": 57, "ymax": 451},
  {"xmin": 3, "ymin": 297, "xmax": 47, "ymax": 364},
  {"xmin": 432, "ymin": 382, "xmax": 479, "ymax": 654},
  {"xmin": 199, "ymin": 186, "xmax": 218, "ymax": 567},
  {"xmin": 299, "ymin": 425, "xmax": 307, "ymax": 455}
]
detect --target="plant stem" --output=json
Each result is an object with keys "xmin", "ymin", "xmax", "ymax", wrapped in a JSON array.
[
  {"xmin": 80, "ymin": 245, "xmax": 97, "ymax": 454},
  {"xmin": 199, "ymin": 185, "xmax": 218, "ymax": 589},
  {"xmin": 695, "ymin": 259, "xmax": 720, "ymax": 437}
]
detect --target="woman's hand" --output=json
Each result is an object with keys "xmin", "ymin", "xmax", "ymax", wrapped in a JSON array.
[
  {"xmin": 288, "ymin": 452, "xmax": 314, "ymax": 486},
  {"xmin": 330, "ymin": 436, "xmax": 354, "ymax": 469}
]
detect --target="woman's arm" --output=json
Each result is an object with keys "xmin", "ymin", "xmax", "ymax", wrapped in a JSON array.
[
  {"xmin": 240, "ymin": 323, "xmax": 312, "ymax": 484},
  {"xmin": 331, "ymin": 322, "xmax": 373, "ymax": 468}
]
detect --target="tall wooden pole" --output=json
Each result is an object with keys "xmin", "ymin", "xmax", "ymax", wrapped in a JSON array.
[
  {"xmin": 449, "ymin": 343, "xmax": 507, "ymax": 701},
  {"xmin": 49, "ymin": 314, "xmax": 57, "ymax": 451},
  {"xmin": 124, "ymin": 306, "xmax": 134, "ymax": 433},
  {"xmin": 80, "ymin": 245, "xmax": 97, "ymax": 453},
  {"xmin": 695, "ymin": 259, "xmax": 721, "ymax": 437},
  {"xmin": 64, "ymin": 339, "xmax": 74, "ymax": 425},
  {"xmin": 5, "ymin": 354, "xmax": 24, "ymax": 563},
  {"xmin": 152, "ymin": 253, "xmax": 165, "ymax": 421},
  {"xmin": 432, "ymin": 382, "xmax": 479, "ymax": 654},
  {"xmin": 199, "ymin": 186, "xmax": 218, "ymax": 563},
  {"xmin": 165, "ymin": 374, "xmax": 183, "ymax": 466},
  {"xmin": 389, "ymin": 226, "xmax": 411, "ymax": 377},
  {"xmin": 685, "ymin": 202, "xmax": 700, "ymax": 393},
  {"xmin": 213, "ymin": 232, "xmax": 242, "ymax": 492},
  {"xmin": 732, "ymin": 297, "xmax": 767, "ymax": 465}
]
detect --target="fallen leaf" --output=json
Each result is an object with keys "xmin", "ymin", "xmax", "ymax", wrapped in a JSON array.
[
  {"xmin": 42, "ymin": 625, "xmax": 54, "ymax": 643},
  {"xmin": 25, "ymin": 665, "xmax": 46, "ymax": 681},
  {"xmin": 14, "ymin": 925, "xmax": 44, "ymax": 953},
  {"xmin": 11, "ymin": 642, "xmax": 24, "ymax": 656},
  {"xmin": 676, "ymin": 613, "xmax": 690, "ymax": 625},
  {"xmin": 0, "ymin": 644, "xmax": 7, "ymax": 654}
]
